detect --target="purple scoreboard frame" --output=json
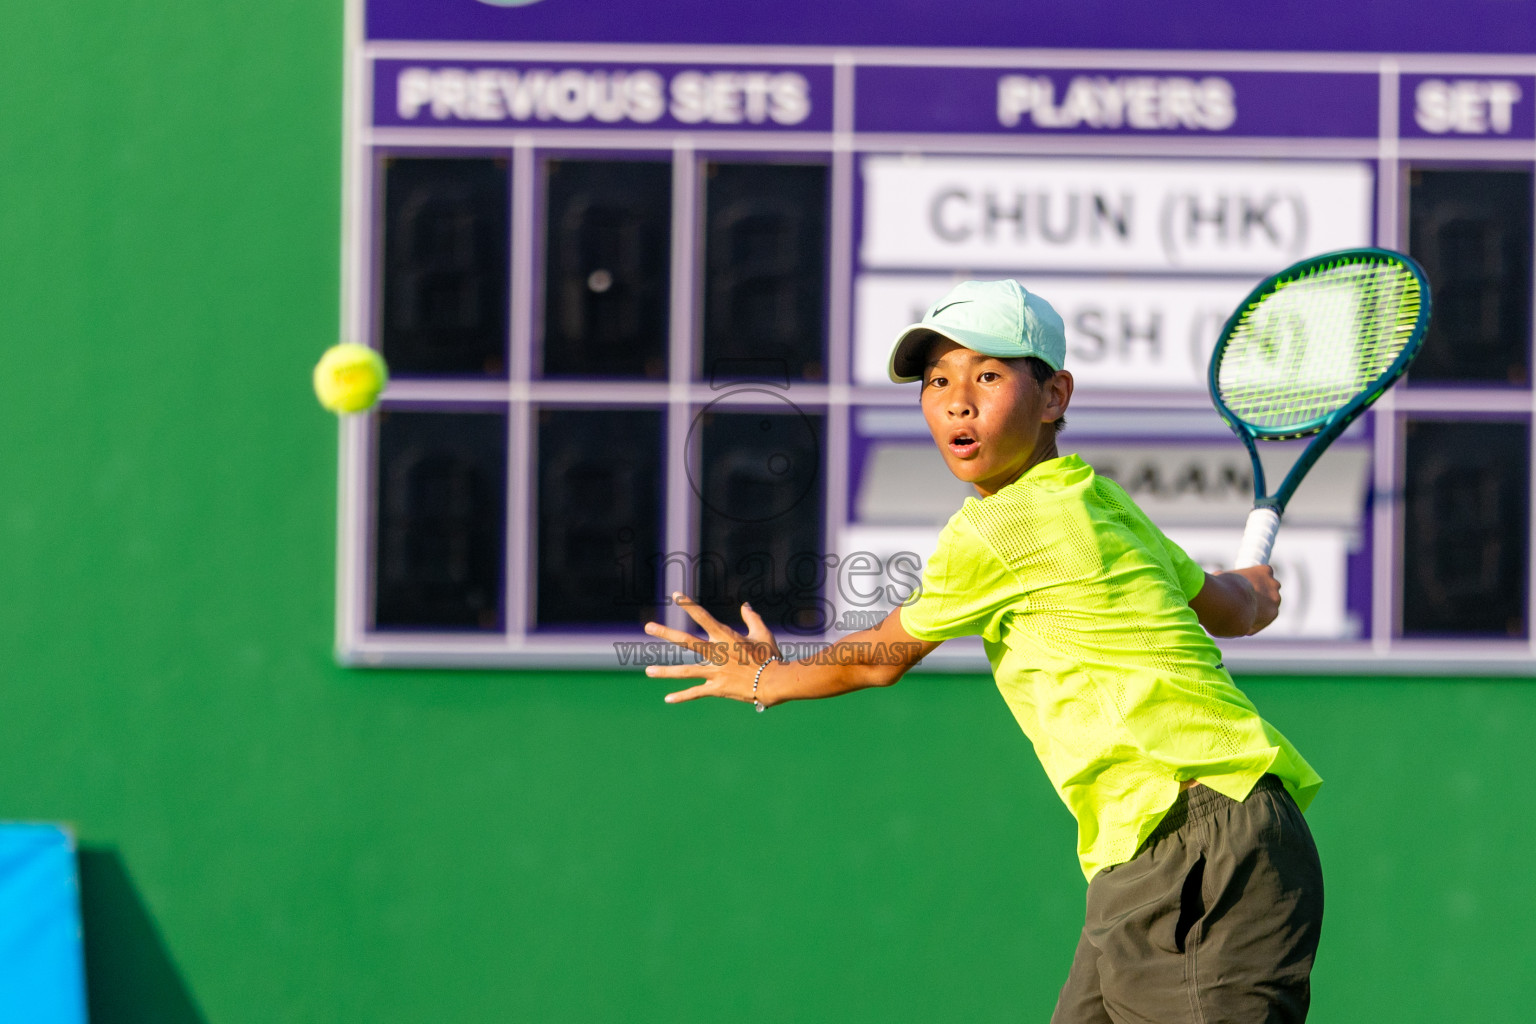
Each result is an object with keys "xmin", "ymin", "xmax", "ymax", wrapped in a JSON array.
[{"xmin": 337, "ymin": 0, "xmax": 1536, "ymax": 672}]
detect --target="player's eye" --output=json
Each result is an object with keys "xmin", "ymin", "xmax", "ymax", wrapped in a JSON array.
[
  {"xmin": 978, "ymin": 371, "xmax": 1000, "ymax": 382},
  {"xmin": 925, "ymin": 375, "xmax": 947, "ymax": 388}
]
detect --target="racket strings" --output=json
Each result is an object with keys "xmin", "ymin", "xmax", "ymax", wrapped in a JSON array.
[{"xmin": 1216, "ymin": 259, "xmax": 1422, "ymax": 432}]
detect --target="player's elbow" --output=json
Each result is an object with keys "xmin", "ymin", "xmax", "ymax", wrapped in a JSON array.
[
  {"xmin": 859, "ymin": 661, "xmax": 906, "ymax": 688},
  {"xmin": 856, "ymin": 641, "xmax": 930, "ymax": 688},
  {"xmin": 842, "ymin": 621, "xmax": 935, "ymax": 688}
]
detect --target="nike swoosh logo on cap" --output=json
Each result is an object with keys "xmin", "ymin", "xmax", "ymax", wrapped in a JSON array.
[{"xmin": 928, "ymin": 299, "xmax": 972, "ymax": 317}]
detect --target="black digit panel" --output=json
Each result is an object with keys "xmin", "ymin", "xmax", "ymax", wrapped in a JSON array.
[
  {"xmin": 1408, "ymin": 169, "xmax": 1533, "ymax": 385},
  {"xmin": 535, "ymin": 408, "xmax": 665, "ymax": 626},
  {"xmin": 696, "ymin": 409, "xmax": 825, "ymax": 635},
  {"xmin": 1402, "ymin": 418, "xmax": 1529, "ymax": 637},
  {"xmin": 374, "ymin": 410, "xmax": 508, "ymax": 630},
  {"xmin": 541, "ymin": 160, "xmax": 672, "ymax": 379},
  {"xmin": 703, "ymin": 163, "xmax": 828, "ymax": 383},
  {"xmin": 381, "ymin": 158, "xmax": 510, "ymax": 376}
]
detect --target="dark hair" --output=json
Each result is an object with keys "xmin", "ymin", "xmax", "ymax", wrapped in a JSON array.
[{"xmin": 1022, "ymin": 357, "xmax": 1067, "ymax": 434}]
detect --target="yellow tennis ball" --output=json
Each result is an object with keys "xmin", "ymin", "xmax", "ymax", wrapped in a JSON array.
[{"xmin": 313, "ymin": 343, "xmax": 388, "ymax": 414}]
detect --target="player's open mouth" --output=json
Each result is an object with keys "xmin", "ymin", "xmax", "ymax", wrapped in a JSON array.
[{"xmin": 948, "ymin": 430, "xmax": 979, "ymax": 457}]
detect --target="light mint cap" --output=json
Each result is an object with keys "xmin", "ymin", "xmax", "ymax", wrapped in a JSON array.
[{"xmin": 887, "ymin": 279, "xmax": 1067, "ymax": 383}]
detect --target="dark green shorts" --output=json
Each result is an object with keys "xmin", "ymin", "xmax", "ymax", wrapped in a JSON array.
[{"xmin": 1052, "ymin": 775, "xmax": 1325, "ymax": 1024}]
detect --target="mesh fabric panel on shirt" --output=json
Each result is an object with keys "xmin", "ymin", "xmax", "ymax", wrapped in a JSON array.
[{"xmin": 965, "ymin": 480, "xmax": 1104, "ymax": 662}]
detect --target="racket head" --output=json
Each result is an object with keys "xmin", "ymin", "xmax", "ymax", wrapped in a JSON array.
[{"xmin": 1209, "ymin": 248, "xmax": 1432, "ymax": 444}]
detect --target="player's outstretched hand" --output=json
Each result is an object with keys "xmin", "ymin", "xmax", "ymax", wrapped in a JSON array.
[{"xmin": 643, "ymin": 593, "xmax": 782, "ymax": 705}]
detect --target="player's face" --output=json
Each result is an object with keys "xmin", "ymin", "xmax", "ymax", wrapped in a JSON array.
[{"xmin": 919, "ymin": 340, "xmax": 1070, "ymax": 497}]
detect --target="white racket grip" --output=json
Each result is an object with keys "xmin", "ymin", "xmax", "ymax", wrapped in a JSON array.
[{"xmin": 1234, "ymin": 507, "xmax": 1282, "ymax": 569}]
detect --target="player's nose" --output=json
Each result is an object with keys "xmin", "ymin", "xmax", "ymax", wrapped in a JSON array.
[{"xmin": 946, "ymin": 386, "xmax": 976, "ymax": 416}]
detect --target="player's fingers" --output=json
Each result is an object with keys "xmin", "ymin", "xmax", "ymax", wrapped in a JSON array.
[
  {"xmin": 642, "ymin": 620, "xmax": 718, "ymax": 658},
  {"xmin": 739, "ymin": 602, "xmax": 782, "ymax": 657},
  {"xmin": 643, "ymin": 662, "xmax": 715, "ymax": 680},
  {"xmin": 673, "ymin": 592, "xmax": 738, "ymax": 642},
  {"xmin": 1255, "ymin": 565, "xmax": 1281, "ymax": 596},
  {"xmin": 663, "ymin": 682, "xmax": 729, "ymax": 704}
]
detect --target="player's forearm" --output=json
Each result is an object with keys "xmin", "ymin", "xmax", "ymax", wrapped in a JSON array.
[
  {"xmin": 755, "ymin": 630, "xmax": 923, "ymax": 707},
  {"xmin": 649, "ymin": 599, "xmax": 938, "ymax": 709}
]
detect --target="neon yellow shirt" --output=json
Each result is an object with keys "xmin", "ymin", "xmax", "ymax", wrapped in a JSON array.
[{"xmin": 900, "ymin": 454, "xmax": 1322, "ymax": 881}]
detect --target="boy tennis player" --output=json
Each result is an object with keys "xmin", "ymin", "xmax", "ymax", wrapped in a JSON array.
[{"xmin": 644, "ymin": 279, "xmax": 1325, "ymax": 1023}]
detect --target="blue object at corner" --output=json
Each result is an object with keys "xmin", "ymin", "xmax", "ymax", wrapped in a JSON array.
[{"xmin": 0, "ymin": 825, "xmax": 88, "ymax": 1023}]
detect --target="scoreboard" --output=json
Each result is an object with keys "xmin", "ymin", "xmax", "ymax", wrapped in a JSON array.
[{"xmin": 337, "ymin": 0, "xmax": 1536, "ymax": 672}]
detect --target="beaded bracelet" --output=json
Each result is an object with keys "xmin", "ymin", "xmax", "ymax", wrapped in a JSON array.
[{"xmin": 752, "ymin": 655, "xmax": 781, "ymax": 713}]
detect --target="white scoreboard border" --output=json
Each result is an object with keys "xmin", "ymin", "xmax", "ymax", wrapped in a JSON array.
[{"xmin": 336, "ymin": 3, "xmax": 1536, "ymax": 672}]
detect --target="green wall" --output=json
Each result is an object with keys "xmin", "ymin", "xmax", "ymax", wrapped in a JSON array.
[{"xmin": 1, "ymin": 4, "xmax": 1532, "ymax": 1021}]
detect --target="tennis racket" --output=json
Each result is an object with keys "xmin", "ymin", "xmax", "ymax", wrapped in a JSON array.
[{"xmin": 1208, "ymin": 247, "xmax": 1432, "ymax": 569}]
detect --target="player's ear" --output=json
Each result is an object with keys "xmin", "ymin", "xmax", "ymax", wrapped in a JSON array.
[{"xmin": 1042, "ymin": 370, "xmax": 1073, "ymax": 422}]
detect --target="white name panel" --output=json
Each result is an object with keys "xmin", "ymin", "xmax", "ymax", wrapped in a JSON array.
[{"xmin": 860, "ymin": 156, "xmax": 1373, "ymax": 273}]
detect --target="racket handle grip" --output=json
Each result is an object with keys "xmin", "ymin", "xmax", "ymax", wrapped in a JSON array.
[{"xmin": 1234, "ymin": 507, "xmax": 1281, "ymax": 569}]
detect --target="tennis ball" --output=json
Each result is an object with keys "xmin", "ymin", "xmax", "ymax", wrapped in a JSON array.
[{"xmin": 313, "ymin": 343, "xmax": 388, "ymax": 414}]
